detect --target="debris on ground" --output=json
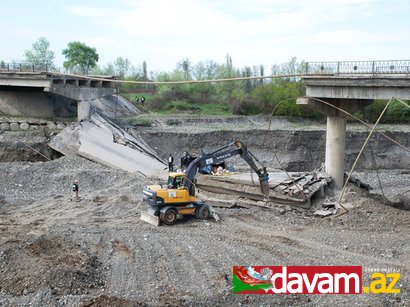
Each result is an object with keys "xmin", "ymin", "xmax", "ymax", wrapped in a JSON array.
[
  {"xmin": 313, "ymin": 201, "xmax": 338, "ymax": 217},
  {"xmin": 197, "ymin": 171, "xmax": 331, "ymax": 209}
]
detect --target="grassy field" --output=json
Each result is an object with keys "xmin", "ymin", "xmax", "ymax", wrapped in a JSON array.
[{"xmin": 122, "ymin": 93, "xmax": 232, "ymax": 116}]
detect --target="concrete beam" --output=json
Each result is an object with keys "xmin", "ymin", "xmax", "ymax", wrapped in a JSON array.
[
  {"xmin": 47, "ymin": 86, "xmax": 117, "ymax": 101},
  {"xmin": 302, "ymin": 76, "xmax": 410, "ymax": 100},
  {"xmin": 297, "ymin": 97, "xmax": 373, "ymax": 117},
  {"xmin": 306, "ymin": 86, "xmax": 410, "ymax": 100},
  {"xmin": 0, "ymin": 77, "xmax": 51, "ymax": 88},
  {"xmin": 303, "ymin": 76, "xmax": 410, "ymax": 87}
]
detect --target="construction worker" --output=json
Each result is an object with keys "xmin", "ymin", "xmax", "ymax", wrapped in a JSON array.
[
  {"xmin": 72, "ymin": 179, "xmax": 79, "ymax": 201},
  {"xmin": 168, "ymin": 154, "xmax": 174, "ymax": 172}
]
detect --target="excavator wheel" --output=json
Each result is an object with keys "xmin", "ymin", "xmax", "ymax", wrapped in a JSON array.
[
  {"xmin": 196, "ymin": 203, "xmax": 210, "ymax": 220},
  {"xmin": 160, "ymin": 208, "xmax": 178, "ymax": 225}
]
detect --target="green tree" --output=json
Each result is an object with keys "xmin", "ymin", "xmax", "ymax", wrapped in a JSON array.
[
  {"xmin": 179, "ymin": 58, "xmax": 192, "ymax": 80},
  {"xmin": 259, "ymin": 65, "xmax": 264, "ymax": 78},
  {"xmin": 242, "ymin": 66, "xmax": 253, "ymax": 93},
  {"xmin": 217, "ymin": 53, "xmax": 238, "ymax": 99},
  {"xmin": 142, "ymin": 60, "xmax": 148, "ymax": 81},
  {"xmin": 62, "ymin": 41, "xmax": 99, "ymax": 74},
  {"xmin": 113, "ymin": 57, "xmax": 131, "ymax": 78},
  {"xmin": 24, "ymin": 37, "xmax": 55, "ymax": 70}
]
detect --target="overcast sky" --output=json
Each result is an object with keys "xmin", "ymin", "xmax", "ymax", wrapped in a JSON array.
[{"xmin": 1, "ymin": 0, "xmax": 409, "ymax": 72}]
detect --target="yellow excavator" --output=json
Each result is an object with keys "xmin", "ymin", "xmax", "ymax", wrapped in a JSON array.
[{"xmin": 141, "ymin": 140, "xmax": 269, "ymax": 226}]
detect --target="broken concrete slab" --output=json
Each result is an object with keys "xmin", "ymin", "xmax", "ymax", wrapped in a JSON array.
[
  {"xmin": 49, "ymin": 113, "xmax": 167, "ymax": 178},
  {"xmin": 196, "ymin": 174, "xmax": 311, "ymax": 208},
  {"xmin": 91, "ymin": 96, "xmax": 141, "ymax": 118},
  {"xmin": 196, "ymin": 170, "xmax": 331, "ymax": 209},
  {"xmin": 76, "ymin": 121, "xmax": 165, "ymax": 176},
  {"xmin": 48, "ymin": 123, "xmax": 81, "ymax": 156},
  {"xmin": 313, "ymin": 209, "xmax": 336, "ymax": 217}
]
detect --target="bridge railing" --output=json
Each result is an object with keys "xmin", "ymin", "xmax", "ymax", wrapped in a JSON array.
[
  {"xmin": 2, "ymin": 60, "xmax": 410, "ymax": 77},
  {"xmin": 305, "ymin": 60, "xmax": 410, "ymax": 75},
  {"xmin": 0, "ymin": 62, "xmax": 62, "ymax": 73}
]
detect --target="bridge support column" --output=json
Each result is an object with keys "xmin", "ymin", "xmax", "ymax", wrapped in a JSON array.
[
  {"xmin": 297, "ymin": 97, "xmax": 373, "ymax": 190},
  {"xmin": 325, "ymin": 116, "xmax": 346, "ymax": 189},
  {"xmin": 77, "ymin": 100, "xmax": 91, "ymax": 121}
]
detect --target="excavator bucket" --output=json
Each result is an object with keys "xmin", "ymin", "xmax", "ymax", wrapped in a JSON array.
[{"xmin": 140, "ymin": 209, "xmax": 160, "ymax": 226}]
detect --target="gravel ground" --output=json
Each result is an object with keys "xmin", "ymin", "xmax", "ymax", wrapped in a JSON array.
[
  {"xmin": 0, "ymin": 117, "xmax": 409, "ymax": 306},
  {"xmin": 0, "ymin": 154, "xmax": 409, "ymax": 306}
]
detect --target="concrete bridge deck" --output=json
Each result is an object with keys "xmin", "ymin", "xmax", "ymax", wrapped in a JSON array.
[
  {"xmin": 0, "ymin": 71, "xmax": 116, "ymax": 87},
  {"xmin": 301, "ymin": 75, "xmax": 410, "ymax": 100},
  {"xmin": 0, "ymin": 72, "xmax": 118, "ymax": 120}
]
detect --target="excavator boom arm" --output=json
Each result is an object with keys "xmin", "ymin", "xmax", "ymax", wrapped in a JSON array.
[{"xmin": 183, "ymin": 140, "xmax": 270, "ymax": 197}]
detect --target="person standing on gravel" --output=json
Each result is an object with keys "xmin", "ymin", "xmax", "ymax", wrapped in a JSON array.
[
  {"xmin": 72, "ymin": 179, "xmax": 80, "ymax": 201},
  {"xmin": 168, "ymin": 154, "xmax": 174, "ymax": 172}
]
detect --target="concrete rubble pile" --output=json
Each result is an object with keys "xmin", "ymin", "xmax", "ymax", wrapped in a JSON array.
[
  {"xmin": 197, "ymin": 171, "xmax": 331, "ymax": 209},
  {"xmin": 274, "ymin": 172, "xmax": 331, "ymax": 199}
]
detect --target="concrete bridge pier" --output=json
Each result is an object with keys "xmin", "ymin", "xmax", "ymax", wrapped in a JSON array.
[
  {"xmin": 48, "ymin": 83, "xmax": 117, "ymax": 122},
  {"xmin": 77, "ymin": 100, "xmax": 91, "ymax": 121},
  {"xmin": 297, "ymin": 98, "xmax": 372, "ymax": 189},
  {"xmin": 325, "ymin": 116, "xmax": 347, "ymax": 189}
]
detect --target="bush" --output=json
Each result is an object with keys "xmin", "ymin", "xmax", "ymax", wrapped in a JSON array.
[
  {"xmin": 171, "ymin": 100, "xmax": 201, "ymax": 112},
  {"xmin": 166, "ymin": 119, "xmax": 181, "ymax": 126},
  {"xmin": 357, "ymin": 99, "xmax": 410, "ymax": 123},
  {"xmin": 127, "ymin": 116, "xmax": 152, "ymax": 126},
  {"xmin": 231, "ymin": 97, "xmax": 262, "ymax": 115},
  {"xmin": 386, "ymin": 100, "xmax": 410, "ymax": 123}
]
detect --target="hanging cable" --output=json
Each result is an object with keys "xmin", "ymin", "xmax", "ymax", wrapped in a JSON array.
[
  {"xmin": 395, "ymin": 98, "xmax": 410, "ymax": 109},
  {"xmin": 338, "ymin": 98, "xmax": 394, "ymax": 208},
  {"xmin": 114, "ymin": 80, "xmax": 119, "ymax": 120},
  {"xmin": 268, "ymin": 97, "xmax": 308, "ymax": 200},
  {"xmin": 56, "ymin": 72, "xmax": 318, "ymax": 85},
  {"xmin": 361, "ymin": 107, "xmax": 388, "ymax": 201}
]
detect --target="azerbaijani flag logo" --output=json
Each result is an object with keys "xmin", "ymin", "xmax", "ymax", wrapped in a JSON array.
[
  {"xmin": 233, "ymin": 265, "xmax": 363, "ymax": 294},
  {"xmin": 232, "ymin": 266, "xmax": 274, "ymax": 294}
]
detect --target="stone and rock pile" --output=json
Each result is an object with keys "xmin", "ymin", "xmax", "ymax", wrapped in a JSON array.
[{"xmin": 0, "ymin": 118, "xmax": 68, "ymax": 131}]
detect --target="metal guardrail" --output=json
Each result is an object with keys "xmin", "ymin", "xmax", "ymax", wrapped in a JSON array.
[
  {"xmin": 2, "ymin": 60, "xmax": 410, "ymax": 77},
  {"xmin": 305, "ymin": 60, "xmax": 410, "ymax": 75},
  {"xmin": 0, "ymin": 62, "xmax": 61, "ymax": 73}
]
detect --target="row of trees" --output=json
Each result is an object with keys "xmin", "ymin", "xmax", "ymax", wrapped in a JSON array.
[
  {"xmin": 21, "ymin": 37, "xmax": 98, "ymax": 74},
  {"xmin": 146, "ymin": 55, "xmax": 313, "ymax": 117},
  {"xmin": 15, "ymin": 37, "xmax": 409, "ymax": 122}
]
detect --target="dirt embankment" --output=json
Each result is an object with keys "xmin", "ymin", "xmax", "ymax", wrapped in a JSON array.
[{"xmin": 140, "ymin": 129, "xmax": 410, "ymax": 171}]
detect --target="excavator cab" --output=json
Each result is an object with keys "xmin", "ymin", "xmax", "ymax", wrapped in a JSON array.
[
  {"xmin": 167, "ymin": 172, "xmax": 196, "ymax": 196},
  {"xmin": 167, "ymin": 173, "xmax": 183, "ymax": 189}
]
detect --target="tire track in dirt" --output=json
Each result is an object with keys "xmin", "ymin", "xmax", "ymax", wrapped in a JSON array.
[{"xmin": 219, "ymin": 220, "xmax": 409, "ymax": 271}]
